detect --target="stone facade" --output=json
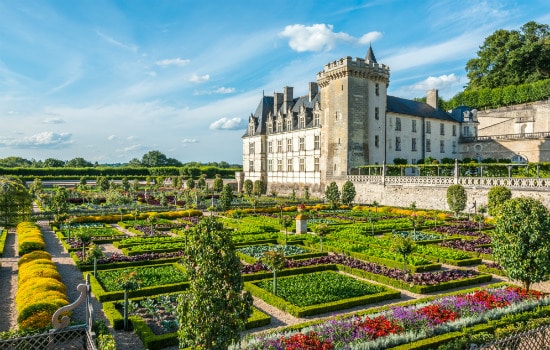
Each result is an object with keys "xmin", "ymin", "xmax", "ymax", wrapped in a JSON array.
[{"xmin": 242, "ymin": 47, "xmax": 550, "ymax": 195}]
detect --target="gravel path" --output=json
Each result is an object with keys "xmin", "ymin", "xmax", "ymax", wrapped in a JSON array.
[{"xmin": 0, "ymin": 229, "xmax": 19, "ymax": 332}]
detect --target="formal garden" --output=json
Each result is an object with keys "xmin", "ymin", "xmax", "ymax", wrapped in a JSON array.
[{"xmin": 1, "ymin": 175, "xmax": 550, "ymax": 349}]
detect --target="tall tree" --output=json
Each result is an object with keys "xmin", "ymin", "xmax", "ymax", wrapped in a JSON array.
[
  {"xmin": 243, "ymin": 179, "xmax": 253, "ymax": 196},
  {"xmin": 50, "ymin": 187, "xmax": 70, "ymax": 222},
  {"xmin": 0, "ymin": 177, "xmax": 32, "ymax": 227},
  {"xmin": 177, "ymin": 218, "xmax": 252, "ymax": 349},
  {"xmin": 219, "ymin": 184, "xmax": 234, "ymax": 211},
  {"xmin": 141, "ymin": 150, "xmax": 168, "ymax": 167},
  {"xmin": 325, "ymin": 182, "xmax": 340, "ymax": 209},
  {"xmin": 492, "ymin": 197, "xmax": 550, "ymax": 291},
  {"xmin": 43, "ymin": 158, "xmax": 65, "ymax": 168},
  {"xmin": 487, "ymin": 185, "xmax": 512, "ymax": 216},
  {"xmin": 213, "ymin": 175, "xmax": 224, "ymax": 192},
  {"xmin": 341, "ymin": 181, "xmax": 356, "ymax": 206},
  {"xmin": 65, "ymin": 157, "xmax": 93, "ymax": 167},
  {"xmin": 446, "ymin": 184, "xmax": 467, "ymax": 217},
  {"xmin": 466, "ymin": 21, "xmax": 550, "ymax": 89}
]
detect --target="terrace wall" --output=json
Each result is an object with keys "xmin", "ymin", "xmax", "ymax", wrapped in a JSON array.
[{"xmin": 341, "ymin": 175, "xmax": 550, "ymax": 211}]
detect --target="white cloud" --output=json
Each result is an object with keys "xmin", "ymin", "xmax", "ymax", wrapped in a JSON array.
[
  {"xmin": 412, "ymin": 74, "xmax": 460, "ymax": 91},
  {"xmin": 279, "ymin": 24, "xmax": 381, "ymax": 52},
  {"xmin": 0, "ymin": 132, "xmax": 72, "ymax": 148},
  {"xmin": 43, "ymin": 117, "xmax": 65, "ymax": 124},
  {"xmin": 193, "ymin": 87, "xmax": 236, "ymax": 95},
  {"xmin": 155, "ymin": 58, "xmax": 191, "ymax": 67},
  {"xmin": 209, "ymin": 117, "xmax": 246, "ymax": 130},
  {"xmin": 189, "ymin": 73, "xmax": 210, "ymax": 83},
  {"xmin": 181, "ymin": 138, "xmax": 199, "ymax": 143},
  {"xmin": 96, "ymin": 30, "xmax": 138, "ymax": 52},
  {"xmin": 107, "ymin": 135, "xmax": 117, "ymax": 141}
]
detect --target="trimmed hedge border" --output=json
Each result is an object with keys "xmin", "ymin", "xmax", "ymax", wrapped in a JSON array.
[
  {"xmin": 477, "ymin": 264, "xmax": 507, "ymax": 277},
  {"xmin": 0, "ymin": 228, "xmax": 7, "ymax": 258},
  {"xmin": 87, "ymin": 263, "xmax": 190, "ymax": 302}
]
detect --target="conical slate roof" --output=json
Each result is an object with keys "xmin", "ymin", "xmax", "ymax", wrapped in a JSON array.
[{"xmin": 366, "ymin": 45, "xmax": 377, "ymax": 63}]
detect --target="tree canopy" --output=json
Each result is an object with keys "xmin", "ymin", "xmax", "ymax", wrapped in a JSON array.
[
  {"xmin": 466, "ymin": 21, "xmax": 550, "ymax": 90},
  {"xmin": 0, "ymin": 177, "xmax": 32, "ymax": 227},
  {"xmin": 492, "ymin": 197, "xmax": 550, "ymax": 291}
]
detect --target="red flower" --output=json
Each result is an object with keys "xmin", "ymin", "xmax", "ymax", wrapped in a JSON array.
[
  {"xmin": 355, "ymin": 315, "xmax": 404, "ymax": 340},
  {"xmin": 416, "ymin": 304, "xmax": 459, "ymax": 324},
  {"xmin": 281, "ymin": 331, "xmax": 333, "ymax": 350}
]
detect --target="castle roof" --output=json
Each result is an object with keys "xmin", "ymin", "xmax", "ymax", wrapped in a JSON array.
[
  {"xmin": 366, "ymin": 45, "xmax": 377, "ymax": 63},
  {"xmin": 387, "ymin": 95, "xmax": 456, "ymax": 122}
]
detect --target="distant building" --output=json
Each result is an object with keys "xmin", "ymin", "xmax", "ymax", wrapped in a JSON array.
[{"xmin": 241, "ymin": 46, "xmax": 549, "ymax": 194}]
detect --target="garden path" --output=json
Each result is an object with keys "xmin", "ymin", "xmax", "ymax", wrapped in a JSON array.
[{"xmin": 0, "ymin": 228, "xmax": 19, "ymax": 332}]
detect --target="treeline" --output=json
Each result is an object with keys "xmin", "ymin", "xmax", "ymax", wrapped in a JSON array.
[
  {"xmin": 0, "ymin": 165, "xmax": 241, "ymax": 179},
  {"xmin": 443, "ymin": 78, "xmax": 550, "ymax": 110}
]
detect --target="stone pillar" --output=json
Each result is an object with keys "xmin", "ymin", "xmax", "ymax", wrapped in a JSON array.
[
  {"xmin": 296, "ymin": 217, "xmax": 308, "ymax": 234},
  {"xmin": 454, "ymin": 159, "xmax": 459, "ymax": 184},
  {"xmin": 235, "ymin": 172, "xmax": 244, "ymax": 193}
]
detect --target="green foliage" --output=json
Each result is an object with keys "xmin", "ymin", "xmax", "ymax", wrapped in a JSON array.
[
  {"xmin": 341, "ymin": 181, "xmax": 356, "ymax": 206},
  {"xmin": 219, "ymin": 184, "xmax": 234, "ymax": 211},
  {"xmin": 0, "ymin": 177, "xmax": 32, "ymax": 227},
  {"xmin": 392, "ymin": 235, "xmax": 416, "ymax": 272},
  {"xmin": 487, "ymin": 186, "xmax": 512, "ymax": 216},
  {"xmin": 177, "ymin": 217, "xmax": 253, "ymax": 349},
  {"xmin": 243, "ymin": 179, "xmax": 253, "ymax": 196},
  {"xmin": 324, "ymin": 182, "xmax": 340, "ymax": 209},
  {"xmin": 213, "ymin": 175, "xmax": 224, "ymax": 192},
  {"xmin": 446, "ymin": 184, "xmax": 467, "ymax": 216},
  {"xmin": 253, "ymin": 179, "xmax": 265, "ymax": 195},
  {"xmin": 492, "ymin": 197, "xmax": 550, "ymax": 290},
  {"xmin": 186, "ymin": 177, "xmax": 195, "ymax": 189}
]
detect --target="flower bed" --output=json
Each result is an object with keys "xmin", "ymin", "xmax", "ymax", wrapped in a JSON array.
[
  {"xmin": 96, "ymin": 264, "xmax": 188, "ymax": 292},
  {"xmin": 242, "ymin": 286, "xmax": 548, "ymax": 349}
]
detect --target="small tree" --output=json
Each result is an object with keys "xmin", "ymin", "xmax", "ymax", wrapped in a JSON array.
[
  {"xmin": 280, "ymin": 216, "xmax": 292, "ymax": 245},
  {"xmin": 304, "ymin": 187, "xmax": 310, "ymax": 201},
  {"xmin": 115, "ymin": 271, "xmax": 141, "ymax": 331},
  {"xmin": 75, "ymin": 228, "xmax": 93, "ymax": 261},
  {"xmin": 243, "ymin": 179, "xmax": 253, "ymax": 196},
  {"xmin": 121, "ymin": 177, "xmax": 130, "ymax": 192},
  {"xmin": 392, "ymin": 235, "xmax": 416, "ymax": 273},
  {"xmin": 50, "ymin": 187, "xmax": 70, "ymax": 222},
  {"xmin": 341, "ymin": 181, "xmax": 356, "ymax": 206},
  {"xmin": 186, "ymin": 177, "xmax": 195, "ymax": 190},
  {"xmin": 446, "ymin": 184, "xmax": 467, "ymax": 217},
  {"xmin": 253, "ymin": 179, "xmax": 265, "ymax": 196},
  {"xmin": 487, "ymin": 185, "xmax": 512, "ymax": 216},
  {"xmin": 219, "ymin": 184, "xmax": 234, "ymax": 211},
  {"xmin": 178, "ymin": 217, "xmax": 253, "ymax": 349},
  {"xmin": 197, "ymin": 176, "xmax": 206, "ymax": 190},
  {"xmin": 213, "ymin": 175, "xmax": 224, "ymax": 192},
  {"xmin": 314, "ymin": 223, "xmax": 330, "ymax": 252},
  {"xmin": 261, "ymin": 249, "xmax": 286, "ymax": 295},
  {"xmin": 492, "ymin": 197, "xmax": 550, "ymax": 291},
  {"xmin": 325, "ymin": 182, "xmax": 340, "ymax": 209}
]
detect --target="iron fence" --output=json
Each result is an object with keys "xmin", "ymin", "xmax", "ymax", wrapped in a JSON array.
[{"xmin": 476, "ymin": 325, "xmax": 550, "ymax": 350}]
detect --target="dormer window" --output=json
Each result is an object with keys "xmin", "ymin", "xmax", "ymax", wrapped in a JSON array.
[
  {"xmin": 286, "ymin": 118, "xmax": 292, "ymax": 131},
  {"xmin": 299, "ymin": 115, "xmax": 306, "ymax": 128},
  {"xmin": 248, "ymin": 123, "xmax": 255, "ymax": 135},
  {"xmin": 276, "ymin": 119, "xmax": 283, "ymax": 132},
  {"xmin": 267, "ymin": 117, "xmax": 273, "ymax": 133}
]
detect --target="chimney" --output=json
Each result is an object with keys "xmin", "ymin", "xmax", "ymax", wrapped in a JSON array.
[
  {"xmin": 283, "ymin": 86, "xmax": 293, "ymax": 112},
  {"xmin": 273, "ymin": 92, "xmax": 284, "ymax": 114},
  {"xmin": 427, "ymin": 89, "xmax": 438, "ymax": 109},
  {"xmin": 309, "ymin": 82, "xmax": 318, "ymax": 102}
]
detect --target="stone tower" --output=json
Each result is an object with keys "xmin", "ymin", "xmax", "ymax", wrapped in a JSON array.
[{"xmin": 316, "ymin": 47, "xmax": 390, "ymax": 185}]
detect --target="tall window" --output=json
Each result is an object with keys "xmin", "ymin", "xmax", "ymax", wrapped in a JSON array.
[
  {"xmin": 426, "ymin": 121, "xmax": 431, "ymax": 134},
  {"xmin": 375, "ymin": 83, "xmax": 380, "ymax": 96},
  {"xmin": 395, "ymin": 117, "xmax": 401, "ymax": 131},
  {"xmin": 287, "ymin": 138, "xmax": 293, "ymax": 152},
  {"xmin": 249, "ymin": 160, "xmax": 254, "ymax": 172},
  {"xmin": 375, "ymin": 135, "xmax": 379, "ymax": 147},
  {"xmin": 426, "ymin": 139, "xmax": 431, "ymax": 152},
  {"xmin": 276, "ymin": 119, "xmax": 282, "ymax": 132},
  {"xmin": 267, "ymin": 159, "xmax": 273, "ymax": 171},
  {"xmin": 286, "ymin": 118, "xmax": 292, "ymax": 131},
  {"xmin": 411, "ymin": 138, "xmax": 417, "ymax": 152},
  {"xmin": 440, "ymin": 140, "xmax": 445, "ymax": 153},
  {"xmin": 314, "ymin": 157, "xmax": 320, "ymax": 172},
  {"xmin": 299, "ymin": 116, "xmax": 306, "ymax": 128},
  {"xmin": 314, "ymin": 135, "xmax": 320, "ymax": 150},
  {"xmin": 395, "ymin": 137, "xmax": 401, "ymax": 151},
  {"xmin": 277, "ymin": 140, "xmax": 282, "ymax": 153},
  {"xmin": 299, "ymin": 137, "xmax": 305, "ymax": 151},
  {"xmin": 452, "ymin": 141, "xmax": 457, "ymax": 154},
  {"xmin": 440, "ymin": 123, "xmax": 445, "ymax": 135},
  {"xmin": 248, "ymin": 123, "xmax": 254, "ymax": 135},
  {"xmin": 313, "ymin": 113, "xmax": 320, "ymax": 127},
  {"xmin": 249, "ymin": 142, "xmax": 255, "ymax": 154},
  {"xmin": 268, "ymin": 141, "xmax": 273, "ymax": 153},
  {"xmin": 452, "ymin": 125, "xmax": 457, "ymax": 136},
  {"xmin": 277, "ymin": 159, "xmax": 282, "ymax": 172},
  {"xmin": 375, "ymin": 107, "xmax": 379, "ymax": 120},
  {"xmin": 287, "ymin": 159, "xmax": 293, "ymax": 172},
  {"xmin": 267, "ymin": 121, "xmax": 273, "ymax": 133},
  {"xmin": 412, "ymin": 120, "xmax": 417, "ymax": 132},
  {"xmin": 299, "ymin": 158, "xmax": 305, "ymax": 172}
]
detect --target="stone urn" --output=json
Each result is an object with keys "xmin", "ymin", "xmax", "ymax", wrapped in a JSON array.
[{"xmin": 295, "ymin": 214, "xmax": 308, "ymax": 234}]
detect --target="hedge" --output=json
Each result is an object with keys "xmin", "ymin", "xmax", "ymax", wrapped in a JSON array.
[
  {"xmin": 17, "ymin": 222, "xmax": 45, "ymax": 256},
  {"xmin": 0, "ymin": 228, "xmax": 7, "ymax": 258}
]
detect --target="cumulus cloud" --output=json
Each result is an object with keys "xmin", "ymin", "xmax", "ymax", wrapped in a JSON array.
[
  {"xmin": 412, "ymin": 74, "xmax": 460, "ymax": 91},
  {"xmin": 181, "ymin": 138, "xmax": 199, "ymax": 143},
  {"xmin": 209, "ymin": 117, "xmax": 246, "ymax": 130},
  {"xmin": 189, "ymin": 73, "xmax": 210, "ymax": 83},
  {"xmin": 280, "ymin": 24, "xmax": 381, "ymax": 52},
  {"xmin": 155, "ymin": 58, "xmax": 191, "ymax": 67},
  {"xmin": 0, "ymin": 132, "xmax": 72, "ymax": 148},
  {"xmin": 43, "ymin": 117, "xmax": 65, "ymax": 124},
  {"xmin": 107, "ymin": 135, "xmax": 117, "ymax": 141}
]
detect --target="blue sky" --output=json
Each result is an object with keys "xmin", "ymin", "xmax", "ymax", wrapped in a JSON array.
[{"xmin": 1, "ymin": 0, "xmax": 549, "ymax": 165}]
